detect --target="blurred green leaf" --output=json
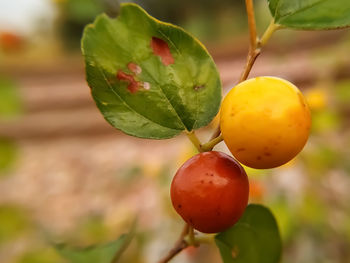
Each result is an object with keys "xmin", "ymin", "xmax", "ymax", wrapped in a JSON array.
[
  {"xmin": 71, "ymin": 215, "xmax": 110, "ymax": 246},
  {"xmin": 0, "ymin": 138, "xmax": 17, "ymax": 173},
  {"xmin": 55, "ymin": 220, "xmax": 135, "ymax": 263},
  {"xmin": 81, "ymin": 3, "xmax": 221, "ymax": 139},
  {"xmin": 267, "ymin": 0, "xmax": 350, "ymax": 30},
  {"xmin": 18, "ymin": 248, "xmax": 64, "ymax": 263},
  {"xmin": 302, "ymin": 144, "xmax": 339, "ymax": 175},
  {"xmin": 0, "ymin": 205, "xmax": 30, "ymax": 244},
  {"xmin": 65, "ymin": 0, "xmax": 104, "ymax": 23},
  {"xmin": 335, "ymin": 80, "xmax": 350, "ymax": 106},
  {"xmin": 311, "ymin": 110, "xmax": 341, "ymax": 134},
  {"xmin": 215, "ymin": 204, "xmax": 282, "ymax": 263},
  {"xmin": 0, "ymin": 76, "xmax": 21, "ymax": 118},
  {"xmin": 270, "ymin": 199, "xmax": 296, "ymax": 242},
  {"xmin": 298, "ymin": 193, "xmax": 327, "ymax": 227}
]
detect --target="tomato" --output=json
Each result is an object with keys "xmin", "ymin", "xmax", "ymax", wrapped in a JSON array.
[
  {"xmin": 220, "ymin": 76, "xmax": 311, "ymax": 169},
  {"xmin": 170, "ymin": 151, "xmax": 249, "ymax": 233}
]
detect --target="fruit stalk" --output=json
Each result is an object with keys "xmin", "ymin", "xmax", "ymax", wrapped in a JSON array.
[{"xmin": 157, "ymin": 224, "xmax": 189, "ymax": 263}]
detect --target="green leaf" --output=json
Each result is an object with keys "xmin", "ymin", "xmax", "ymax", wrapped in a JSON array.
[
  {"xmin": 18, "ymin": 248, "xmax": 64, "ymax": 263},
  {"xmin": 267, "ymin": 0, "xmax": 350, "ymax": 30},
  {"xmin": 0, "ymin": 76, "xmax": 22, "ymax": 118},
  {"xmin": 0, "ymin": 138, "xmax": 17, "ymax": 173},
  {"xmin": 55, "ymin": 222, "xmax": 135, "ymax": 263},
  {"xmin": 0, "ymin": 205, "xmax": 30, "ymax": 244},
  {"xmin": 215, "ymin": 204, "xmax": 282, "ymax": 263},
  {"xmin": 81, "ymin": 3, "xmax": 221, "ymax": 139}
]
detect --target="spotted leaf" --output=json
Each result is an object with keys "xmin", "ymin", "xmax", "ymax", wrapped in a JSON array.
[{"xmin": 81, "ymin": 3, "xmax": 221, "ymax": 139}]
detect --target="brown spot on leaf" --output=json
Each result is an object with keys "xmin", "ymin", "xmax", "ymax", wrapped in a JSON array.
[
  {"xmin": 264, "ymin": 152, "xmax": 271, "ymax": 157},
  {"xmin": 257, "ymin": 156, "xmax": 262, "ymax": 160},
  {"xmin": 194, "ymin": 85, "xmax": 204, "ymax": 91},
  {"xmin": 127, "ymin": 62, "xmax": 142, "ymax": 75},
  {"xmin": 231, "ymin": 245, "xmax": 239, "ymax": 259},
  {"xmin": 150, "ymin": 37, "xmax": 174, "ymax": 66},
  {"xmin": 116, "ymin": 70, "xmax": 140, "ymax": 93}
]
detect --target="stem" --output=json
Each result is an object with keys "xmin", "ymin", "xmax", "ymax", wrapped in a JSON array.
[
  {"xmin": 194, "ymin": 234, "xmax": 215, "ymax": 244},
  {"xmin": 186, "ymin": 130, "xmax": 203, "ymax": 152},
  {"xmin": 208, "ymin": 18, "xmax": 280, "ymax": 140},
  {"xmin": 201, "ymin": 134, "xmax": 223, "ymax": 152},
  {"xmin": 187, "ymin": 226, "xmax": 197, "ymax": 246},
  {"xmin": 158, "ymin": 224, "xmax": 189, "ymax": 263},
  {"xmin": 239, "ymin": 48, "xmax": 260, "ymax": 82},
  {"xmin": 245, "ymin": 0, "xmax": 257, "ymax": 50},
  {"xmin": 259, "ymin": 19, "xmax": 281, "ymax": 47}
]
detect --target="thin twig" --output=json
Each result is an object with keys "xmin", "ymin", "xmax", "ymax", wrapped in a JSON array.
[
  {"xmin": 208, "ymin": 0, "xmax": 275, "ymax": 141},
  {"xmin": 158, "ymin": 224, "xmax": 190, "ymax": 263},
  {"xmin": 186, "ymin": 130, "xmax": 203, "ymax": 152},
  {"xmin": 245, "ymin": 0, "xmax": 257, "ymax": 50},
  {"xmin": 239, "ymin": 49, "xmax": 261, "ymax": 82},
  {"xmin": 240, "ymin": 0, "xmax": 259, "ymax": 82},
  {"xmin": 202, "ymin": 134, "xmax": 224, "ymax": 152}
]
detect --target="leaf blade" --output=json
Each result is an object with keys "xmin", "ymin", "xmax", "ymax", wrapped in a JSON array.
[
  {"xmin": 82, "ymin": 3, "xmax": 222, "ymax": 139},
  {"xmin": 55, "ymin": 221, "xmax": 135, "ymax": 263},
  {"xmin": 268, "ymin": 0, "xmax": 350, "ymax": 30},
  {"xmin": 215, "ymin": 204, "xmax": 282, "ymax": 263}
]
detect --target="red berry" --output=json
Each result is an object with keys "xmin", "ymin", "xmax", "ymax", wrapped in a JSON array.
[{"xmin": 171, "ymin": 151, "xmax": 249, "ymax": 233}]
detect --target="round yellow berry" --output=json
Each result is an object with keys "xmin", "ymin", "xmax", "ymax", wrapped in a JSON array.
[{"xmin": 220, "ymin": 76, "xmax": 311, "ymax": 169}]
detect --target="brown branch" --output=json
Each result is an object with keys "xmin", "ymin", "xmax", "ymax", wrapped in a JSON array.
[
  {"xmin": 209, "ymin": 0, "xmax": 259, "ymax": 141},
  {"xmin": 157, "ymin": 224, "xmax": 189, "ymax": 263},
  {"xmin": 245, "ymin": 0, "xmax": 257, "ymax": 50},
  {"xmin": 239, "ymin": 49, "xmax": 261, "ymax": 82}
]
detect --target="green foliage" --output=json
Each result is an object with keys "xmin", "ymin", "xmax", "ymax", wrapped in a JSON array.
[
  {"xmin": 311, "ymin": 110, "xmax": 341, "ymax": 134},
  {"xmin": 335, "ymin": 80, "xmax": 350, "ymax": 106},
  {"xmin": 65, "ymin": 0, "xmax": 105, "ymax": 23},
  {"xmin": 0, "ymin": 138, "xmax": 17, "ymax": 173},
  {"xmin": 267, "ymin": 0, "xmax": 350, "ymax": 30},
  {"xmin": 81, "ymin": 3, "xmax": 221, "ymax": 139},
  {"xmin": 215, "ymin": 204, "xmax": 282, "ymax": 263},
  {"xmin": 69, "ymin": 215, "xmax": 110, "ymax": 246},
  {"xmin": 55, "ymin": 221, "xmax": 135, "ymax": 263},
  {"xmin": 0, "ymin": 76, "xmax": 21, "ymax": 118},
  {"xmin": 18, "ymin": 248, "xmax": 64, "ymax": 263},
  {"xmin": 0, "ymin": 205, "xmax": 30, "ymax": 244}
]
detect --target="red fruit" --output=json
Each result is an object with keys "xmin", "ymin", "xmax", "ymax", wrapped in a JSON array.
[{"xmin": 171, "ymin": 151, "xmax": 249, "ymax": 233}]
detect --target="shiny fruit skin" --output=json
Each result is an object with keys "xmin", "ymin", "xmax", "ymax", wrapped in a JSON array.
[
  {"xmin": 220, "ymin": 76, "xmax": 311, "ymax": 169},
  {"xmin": 171, "ymin": 151, "xmax": 249, "ymax": 233}
]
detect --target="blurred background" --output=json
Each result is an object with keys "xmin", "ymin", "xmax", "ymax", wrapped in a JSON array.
[{"xmin": 0, "ymin": 0, "xmax": 350, "ymax": 262}]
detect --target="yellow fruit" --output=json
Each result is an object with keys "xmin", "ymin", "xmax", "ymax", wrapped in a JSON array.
[{"xmin": 220, "ymin": 76, "xmax": 311, "ymax": 169}]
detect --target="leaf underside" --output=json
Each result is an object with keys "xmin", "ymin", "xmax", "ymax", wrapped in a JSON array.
[
  {"xmin": 55, "ymin": 221, "xmax": 135, "ymax": 263},
  {"xmin": 268, "ymin": 0, "xmax": 350, "ymax": 30},
  {"xmin": 82, "ymin": 3, "xmax": 222, "ymax": 139}
]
